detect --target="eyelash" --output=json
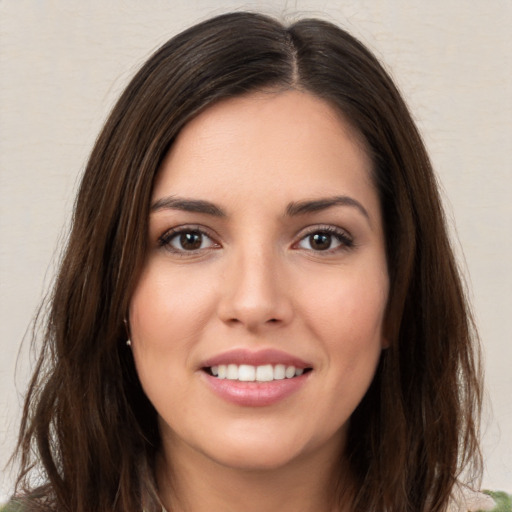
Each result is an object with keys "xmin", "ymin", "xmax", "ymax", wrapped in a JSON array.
[
  {"xmin": 294, "ymin": 225, "xmax": 354, "ymax": 253},
  {"xmin": 157, "ymin": 224, "xmax": 354, "ymax": 256},
  {"xmin": 158, "ymin": 225, "xmax": 219, "ymax": 256}
]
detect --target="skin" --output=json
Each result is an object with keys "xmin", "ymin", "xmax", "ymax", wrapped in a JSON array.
[{"xmin": 129, "ymin": 90, "xmax": 389, "ymax": 512}]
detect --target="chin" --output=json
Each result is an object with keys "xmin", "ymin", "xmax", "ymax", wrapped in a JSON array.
[
  {"xmin": 204, "ymin": 442, "xmax": 306, "ymax": 472},
  {"xmin": 194, "ymin": 423, "xmax": 342, "ymax": 473}
]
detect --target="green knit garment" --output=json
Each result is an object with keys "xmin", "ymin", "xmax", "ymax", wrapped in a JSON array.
[{"xmin": 1, "ymin": 491, "xmax": 510, "ymax": 511}]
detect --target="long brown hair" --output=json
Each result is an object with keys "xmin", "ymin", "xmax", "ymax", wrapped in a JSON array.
[{"xmin": 12, "ymin": 12, "xmax": 482, "ymax": 512}]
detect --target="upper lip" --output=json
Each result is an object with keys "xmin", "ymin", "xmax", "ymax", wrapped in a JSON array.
[{"xmin": 200, "ymin": 348, "xmax": 312, "ymax": 369}]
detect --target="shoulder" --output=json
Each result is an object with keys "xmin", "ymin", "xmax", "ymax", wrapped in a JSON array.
[
  {"xmin": 479, "ymin": 490, "xmax": 512, "ymax": 512},
  {"xmin": 1, "ymin": 502, "xmax": 24, "ymax": 512},
  {"xmin": 3, "ymin": 492, "xmax": 510, "ymax": 512},
  {"xmin": 449, "ymin": 489, "xmax": 511, "ymax": 512}
]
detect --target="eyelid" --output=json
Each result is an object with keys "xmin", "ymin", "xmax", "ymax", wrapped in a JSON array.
[
  {"xmin": 292, "ymin": 224, "xmax": 354, "ymax": 253},
  {"xmin": 156, "ymin": 223, "xmax": 354, "ymax": 256},
  {"xmin": 158, "ymin": 224, "xmax": 222, "ymax": 254}
]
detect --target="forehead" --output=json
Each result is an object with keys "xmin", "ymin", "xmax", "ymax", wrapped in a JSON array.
[{"xmin": 153, "ymin": 90, "xmax": 375, "ymax": 208}]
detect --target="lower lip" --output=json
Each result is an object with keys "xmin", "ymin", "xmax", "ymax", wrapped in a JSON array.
[{"xmin": 201, "ymin": 372, "xmax": 310, "ymax": 407}]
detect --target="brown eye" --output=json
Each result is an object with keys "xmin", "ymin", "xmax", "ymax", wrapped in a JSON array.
[
  {"xmin": 296, "ymin": 228, "xmax": 353, "ymax": 253},
  {"xmin": 178, "ymin": 232, "xmax": 203, "ymax": 251},
  {"xmin": 159, "ymin": 228, "xmax": 218, "ymax": 253},
  {"xmin": 309, "ymin": 233, "xmax": 332, "ymax": 251}
]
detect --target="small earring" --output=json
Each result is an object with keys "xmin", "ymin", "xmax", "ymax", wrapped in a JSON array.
[{"xmin": 126, "ymin": 339, "xmax": 132, "ymax": 346}]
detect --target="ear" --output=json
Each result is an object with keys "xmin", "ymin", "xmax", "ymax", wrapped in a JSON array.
[
  {"xmin": 381, "ymin": 307, "xmax": 394, "ymax": 350},
  {"xmin": 123, "ymin": 316, "xmax": 131, "ymax": 338},
  {"xmin": 380, "ymin": 318, "xmax": 391, "ymax": 349}
]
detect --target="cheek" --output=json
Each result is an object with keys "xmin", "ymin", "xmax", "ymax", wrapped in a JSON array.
[
  {"xmin": 322, "ymin": 281, "xmax": 386, "ymax": 417},
  {"xmin": 299, "ymin": 267, "xmax": 388, "ymax": 381},
  {"xmin": 305, "ymin": 268, "xmax": 387, "ymax": 340},
  {"xmin": 129, "ymin": 261, "xmax": 217, "ymax": 347},
  {"xmin": 128, "ymin": 262, "xmax": 218, "ymax": 401}
]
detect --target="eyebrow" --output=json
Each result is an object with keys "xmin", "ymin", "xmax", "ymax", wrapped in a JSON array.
[
  {"xmin": 150, "ymin": 194, "xmax": 370, "ymax": 222},
  {"xmin": 285, "ymin": 195, "xmax": 370, "ymax": 220},
  {"xmin": 150, "ymin": 196, "xmax": 226, "ymax": 217}
]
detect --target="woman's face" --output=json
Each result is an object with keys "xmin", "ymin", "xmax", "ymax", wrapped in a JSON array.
[{"xmin": 129, "ymin": 90, "xmax": 389, "ymax": 471}]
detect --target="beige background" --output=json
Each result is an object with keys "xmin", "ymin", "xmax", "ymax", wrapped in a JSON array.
[{"xmin": 1, "ymin": 0, "xmax": 511, "ymax": 500}]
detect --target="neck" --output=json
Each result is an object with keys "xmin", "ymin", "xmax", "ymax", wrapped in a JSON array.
[{"xmin": 156, "ymin": 435, "xmax": 352, "ymax": 512}]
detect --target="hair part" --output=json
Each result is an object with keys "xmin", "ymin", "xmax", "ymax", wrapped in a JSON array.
[{"xmin": 12, "ymin": 11, "xmax": 482, "ymax": 512}]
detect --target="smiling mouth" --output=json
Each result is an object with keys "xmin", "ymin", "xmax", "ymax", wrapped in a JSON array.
[{"xmin": 203, "ymin": 364, "xmax": 313, "ymax": 382}]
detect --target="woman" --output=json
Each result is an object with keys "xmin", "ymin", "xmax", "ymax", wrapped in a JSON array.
[{"xmin": 7, "ymin": 11, "xmax": 503, "ymax": 512}]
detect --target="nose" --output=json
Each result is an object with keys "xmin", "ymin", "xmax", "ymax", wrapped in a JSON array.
[{"xmin": 217, "ymin": 245, "xmax": 294, "ymax": 332}]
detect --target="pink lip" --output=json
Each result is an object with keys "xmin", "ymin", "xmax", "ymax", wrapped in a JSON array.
[
  {"xmin": 201, "ymin": 371, "xmax": 310, "ymax": 407},
  {"xmin": 199, "ymin": 348, "xmax": 312, "ymax": 407},
  {"xmin": 200, "ymin": 348, "xmax": 311, "ymax": 369}
]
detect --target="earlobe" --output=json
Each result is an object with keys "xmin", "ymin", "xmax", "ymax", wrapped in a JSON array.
[
  {"xmin": 123, "ymin": 317, "xmax": 132, "ymax": 343},
  {"xmin": 381, "ymin": 310, "xmax": 393, "ymax": 350}
]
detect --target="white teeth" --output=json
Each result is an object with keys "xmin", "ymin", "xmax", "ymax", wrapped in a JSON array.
[
  {"xmin": 238, "ymin": 364, "xmax": 256, "ymax": 381},
  {"xmin": 209, "ymin": 364, "xmax": 308, "ymax": 382},
  {"xmin": 274, "ymin": 364, "xmax": 286, "ymax": 380},
  {"xmin": 227, "ymin": 364, "xmax": 238, "ymax": 380},
  {"xmin": 285, "ymin": 366, "xmax": 296, "ymax": 379},
  {"xmin": 256, "ymin": 364, "xmax": 273, "ymax": 382}
]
